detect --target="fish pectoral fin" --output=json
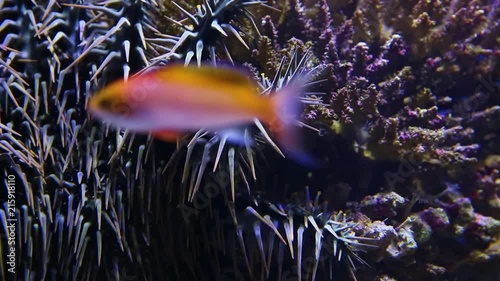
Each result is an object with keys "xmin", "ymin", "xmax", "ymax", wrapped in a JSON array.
[
  {"xmin": 218, "ymin": 128, "xmax": 249, "ymax": 146},
  {"xmin": 153, "ymin": 130, "xmax": 183, "ymax": 142}
]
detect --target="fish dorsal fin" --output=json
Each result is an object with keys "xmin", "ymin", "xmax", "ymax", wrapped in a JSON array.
[
  {"xmin": 192, "ymin": 66, "xmax": 255, "ymax": 87},
  {"xmin": 151, "ymin": 64, "xmax": 256, "ymax": 88}
]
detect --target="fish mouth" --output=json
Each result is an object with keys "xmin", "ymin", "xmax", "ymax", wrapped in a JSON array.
[
  {"xmin": 87, "ymin": 97, "xmax": 99, "ymax": 113},
  {"xmin": 88, "ymin": 93, "xmax": 131, "ymax": 116}
]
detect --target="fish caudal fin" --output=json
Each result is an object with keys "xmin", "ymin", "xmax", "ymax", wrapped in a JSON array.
[{"xmin": 269, "ymin": 81, "xmax": 317, "ymax": 167}]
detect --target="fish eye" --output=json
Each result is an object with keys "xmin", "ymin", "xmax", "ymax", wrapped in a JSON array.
[
  {"xmin": 99, "ymin": 96, "xmax": 131, "ymax": 116},
  {"xmin": 98, "ymin": 98, "xmax": 113, "ymax": 110}
]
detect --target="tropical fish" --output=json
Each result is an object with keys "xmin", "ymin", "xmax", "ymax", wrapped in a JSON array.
[{"xmin": 88, "ymin": 64, "xmax": 312, "ymax": 164}]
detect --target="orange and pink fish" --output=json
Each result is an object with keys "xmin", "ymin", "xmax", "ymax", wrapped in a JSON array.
[{"xmin": 88, "ymin": 64, "xmax": 314, "ymax": 164}]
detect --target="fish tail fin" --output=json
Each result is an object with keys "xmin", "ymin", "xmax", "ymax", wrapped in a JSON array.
[{"xmin": 268, "ymin": 80, "xmax": 318, "ymax": 167}]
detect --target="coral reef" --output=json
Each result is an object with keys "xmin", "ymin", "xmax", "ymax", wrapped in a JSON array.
[{"xmin": 1, "ymin": 0, "xmax": 499, "ymax": 281}]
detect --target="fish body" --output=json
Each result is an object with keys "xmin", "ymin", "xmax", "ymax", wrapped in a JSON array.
[{"xmin": 88, "ymin": 64, "xmax": 311, "ymax": 163}]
